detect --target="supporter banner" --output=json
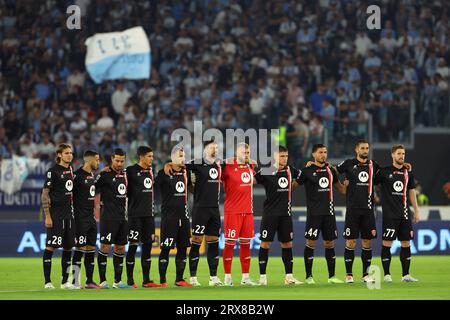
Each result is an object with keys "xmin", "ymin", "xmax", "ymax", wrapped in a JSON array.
[
  {"xmin": 0, "ymin": 161, "xmax": 51, "ymax": 212},
  {"xmin": 1, "ymin": 220, "xmax": 449, "ymax": 257},
  {"xmin": 85, "ymin": 26, "xmax": 151, "ymax": 83}
]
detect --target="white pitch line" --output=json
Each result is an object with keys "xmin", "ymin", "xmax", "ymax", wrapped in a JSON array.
[{"xmin": 0, "ymin": 290, "xmax": 50, "ymax": 293}]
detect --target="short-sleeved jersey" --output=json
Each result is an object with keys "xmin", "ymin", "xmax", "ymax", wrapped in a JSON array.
[
  {"xmin": 155, "ymin": 168, "xmax": 190, "ymax": 219},
  {"xmin": 73, "ymin": 167, "xmax": 96, "ymax": 220},
  {"xmin": 296, "ymin": 164, "xmax": 339, "ymax": 216},
  {"xmin": 221, "ymin": 161, "xmax": 256, "ymax": 215},
  {"xmin": 185, "ymin": 159, "xmax": 222, "ymax": 208},
  {"xmin": 375, "ymin": 166, "xmax": 417, "ymax": 219},
  {"xmin": 95, "ymin": 169, "xmax": 128, "ymax": 221},
  {"xmin": 255, "ymin": 165, "xmax": 301, "ymax": 216},
  {"xmin": 336, "ymin": 158, "xmax": 380, "ymax": 210},
  {"xmin": 126, "ymin": 163, "xmax": 154, "ymax": 217},
  {"xmin": 43, "ymin": 164, "xmax": 74, "ymax": 220}
]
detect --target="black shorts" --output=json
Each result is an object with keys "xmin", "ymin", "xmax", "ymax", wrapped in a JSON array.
[
  {"xmin": 191, "ymin": 207, "xmax": 221, "ymax": 237},
  {"xmin": 46, "ymin": 218, "xmax": 76, "ymax": 248},
  {"xmin": 259, "ymin": 215, "xmax": 293, "ymax": 243},
  {"xmin": 343, "ymin": 208, "xmax": 377, "ymax": 240},
  {"xmin": 128, "ymin": 216, "xmax": 155, "ymax": 244},
  {"xmin": 304, "ymin": 215, "xmax": 338, "ymax": 241},
  {"xmin": 100, "ymin": 219, "xmax": 128, "ymax": 245},
  {"xmin": 75, "ymin": 218, "xmax": 97, "ymax": 247},
  {"xmin": 382, "ymin": 217, "xmax": 413, "ymax": 241},
  {"xmin": 160, "ymin": 217, "xmax": 190, "ymax": 249}
]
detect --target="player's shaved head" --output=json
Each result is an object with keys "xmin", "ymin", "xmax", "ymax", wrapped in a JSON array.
[
  {"xmin": 83, "ymin": 150, "xmax": 100, "ymax": 171},
  {"xmin": 83, "ymin": 150, "xmax": 98, "ymax": 160}
]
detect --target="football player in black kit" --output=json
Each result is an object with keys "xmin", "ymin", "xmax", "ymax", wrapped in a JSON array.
[
  {"xmin": 95, "ymin": 148, "xmax": 131, "ymax": 289},
  {"xmin": 71, "ymin": 150, "xmax": 101, "ymax": 289},
  {"xmin": 336, "ymin": 140, "xmax": 379, "ymax": 284},
  {"xmin": 125, "ymin": 146, "xmax": 161, "ymax": 288},
  {"xmin": 293, "ymin": 144, "xmax": 346, "ymax": 285},
  {"xmin": 42, "ymin": 143, "xmax": 77, "ymax": 289},
  {"xmin": 255, "ymin": 146, "xmax": 303, "ymax": 285},
  {"xmin": 164, "ymin": 139, "xmax": 223, "ymax": 286},
  {"xmin": 375, "ymin": 144, "xmax": 420, "ymax": 283},
  {"xmin": 156, "ymin": 147, "xmax": 192, "ymax": 287}
]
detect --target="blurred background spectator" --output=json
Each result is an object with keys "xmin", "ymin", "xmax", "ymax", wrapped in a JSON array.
[{"xmin": 0, "ymin": 0, "xmax": 449, "ymax": 170}]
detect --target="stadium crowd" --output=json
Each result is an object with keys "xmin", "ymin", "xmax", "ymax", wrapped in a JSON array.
[{"xmin": 0, "ymin": 0, "xmax": 449, "ymax": 169}]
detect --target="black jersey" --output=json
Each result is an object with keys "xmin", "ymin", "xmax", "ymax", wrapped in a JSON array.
[
  {"xmin": 95, "ymin": 169, "xmax": 128, "ymax": 221},
  {"xmin": 296, "ymin": 164, "xmax": 339, "ymax": 216},
  {"xmin": 126, "ymin": 163, "xmax": 154, "ymax": 217},
  {"xmin": 336, "ymin": 158, "xmax": 380, "ymax": 210},
  {"xmin": 255, "ymin": 165, "xmax": 301, "ymax": 216},
  {"xmin": 73, "ymin": 167, "xmax": 96, "ymax": 220},
  {"xmin": 185, "ymin": 159, "xmax": 222, "ymax": 208},
  {"xmin": 155, "ymin": 168, "xmax": 190, "ymax": 219},
  {"xmin": 375, "ymin": 166, "xmax": 417, "ymax": 220},
  {"xmin": 43, "ymin": 164, "xmax": 74, "ymax": 220}
]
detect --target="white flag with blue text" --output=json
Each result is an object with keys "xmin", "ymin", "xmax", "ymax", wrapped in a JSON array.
[
  {"xmin": 0, "ymin": 155, "xmax": 39, "ymax": 195},
  {"xmin": 85, "ymin": 26, "xmax": 151, "ymax": 84}
]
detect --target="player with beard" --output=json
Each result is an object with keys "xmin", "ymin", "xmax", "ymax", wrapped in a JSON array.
[
  {"xmin": 375, "ymin": 144, "xmax": 420, "ymax": 282},
  {"xmin": 293, "ymin": 144, "xmax": 346, "ymax": 285}
]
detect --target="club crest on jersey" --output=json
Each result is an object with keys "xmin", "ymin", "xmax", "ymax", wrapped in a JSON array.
[
  {"xmin": 144, "ymin": 177, "xmax": 152, "ymax": 189},
  {"xmin": 278, "ymin": 177, "xmax": 288, "ymax": 188},
  {"xmin": 118, "ymin": 183, "xmax": 126, "ymax": 195},
  {"xmin": 89, "ymin": 185, "xmax": 96, "ymax": 197},
  {"xmin": 209, "ymin": 168, "xmax": 218, "ymax": 179},
  {"xmin": 393, "ymin": 181, "xmax": 404, "ymax": 192},
  {"xmin": 319, "ymin": 177, "xmax": 329, "ymax": 188},
  {"xmin": 241, "ymin": 172, "xmax": 251, "ymax": 183},
  {"xmin": 175, "ymin": 181, "xmax": 185, "ymax": 193},
  {"xmin": 358, "ymin": 171, "xmax": 369, "ymax": 182},
  {"xmin": 65, "ymin": 180, "xmax": 73, "ymax": 191}
]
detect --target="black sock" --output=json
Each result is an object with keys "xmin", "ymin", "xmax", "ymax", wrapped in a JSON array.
[
  {"xmin": 344, "ymin": 247, "xmax": 355, "ymax": 276},
  {"xmin": 61, "ymin": 250, "xmax": 72, "ymax": 284},
  {"xmin": 304, "ymin": 246, "xmax": 314, "ymax": 278},
  {"xmin": 43, "ymin": 249, "xmax": 53, "ymax": 284},
  {"xmin": 258, "ymin": 247, "xmax": 269, "ymax": 275},
  {"xmin": 71, "ymin": 249, "xmax": 84, "ymax": 285},
  {"xmin": 97, "ymin": 250, "xmax": 108, "ymax": 283},
  {"xmin": 159, "ymin": 248, "xmax": 170, "ymax": 284},
  {"xmin": 325, "ymin": 247, "xmax": 336, "ymax": 278},
  {"xmin": 207, "ymin": 240, "xmax": 219, "ymax": 277},
  {"xmin": 189, "ymin": 242, "xmax": 201, "ymax": 277},
  {"xmin": 113, "ymin": 252, "xmax": 124, "ymax": 283},
  {"xmin": 282, "ymin": 247, "xmax": 293, "ymax": 274},
  {"xmin": 84, "ymin": 250, "xmax": 95, "ymax": 284},
  {"xmin": 176, "ymin": 247, "xmax": 187, "ymax": 282},
  {"xmin": 141, "ymin": 243, "xmax": 152, "ymax": 284},
  {"xmin": 362, "ymin": 247, "xmax": 372, "ymax": 277},
  {"xmin": 400, "ymin": 246, "xmax": 411, "ymax": 276},
  {"xmin": 126, "ymin": 244, "xmax": 138, "ymax": 285},
  {"xmin": 381, "ymin": 246, "xmax": 392, "ymax": 275}
]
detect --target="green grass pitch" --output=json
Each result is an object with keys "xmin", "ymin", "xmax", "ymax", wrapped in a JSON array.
[{"xmin": 0, "ymin": 256, "xmax": 449, "ymax": 300}]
